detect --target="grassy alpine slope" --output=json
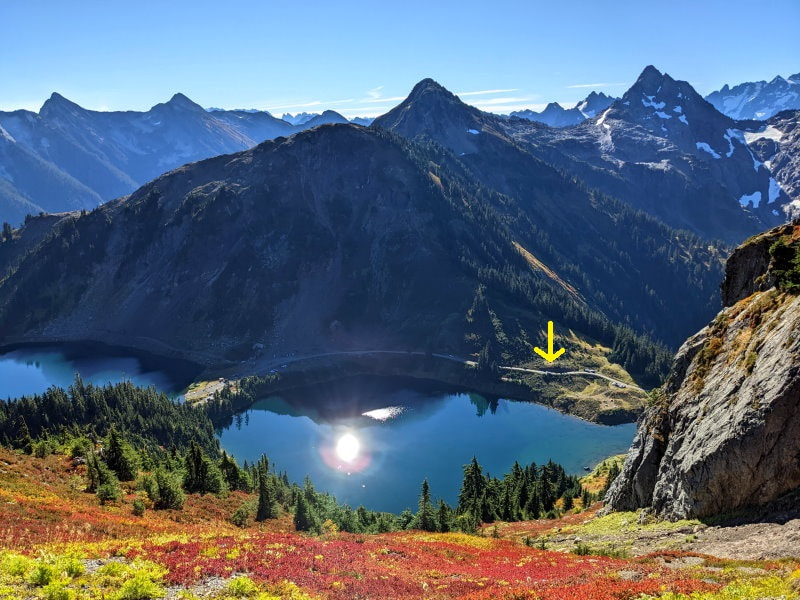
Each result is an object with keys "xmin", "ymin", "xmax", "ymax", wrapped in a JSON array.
[{"xmin": 1, "ymin": 446, "xmax": 798, "ymax": 600}]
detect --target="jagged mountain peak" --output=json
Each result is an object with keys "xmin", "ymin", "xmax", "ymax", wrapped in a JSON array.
[
  {"xmin": 575, "ymin": 91, "xmax": 616, "ymax": 118},
  {"xmin": 608, "ymin": 65, "xmax": 733, "ymax": 138},
  {"xmin": 635, "ymin": 64, "xmax": 671, "ymax": 87},
  {"xmin": 39, "ymin": 92, "xmax": 84, "ymax": 117},
  {"xmin": 407, "ymin": 77, "xmax": 454, "ymax": 99},
  {"xmin": 160, "ymin": 92, "xmax": 205, "ymax": 112},
  {"xmin": 372, "ymin": 78, "xmax": 487, "ymax": 152},
  {"xmin": 623, "ymin": 65, "xmax": 689, "ymax": 101}
]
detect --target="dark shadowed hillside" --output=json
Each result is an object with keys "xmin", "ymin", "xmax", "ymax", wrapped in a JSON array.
[{"xmin": 0, "ymin": 124, "xmax": 725, "ymax": 387}]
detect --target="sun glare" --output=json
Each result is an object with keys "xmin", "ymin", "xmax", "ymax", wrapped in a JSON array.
[{"xmin": 335, "ymin": 433, "xmax": 360, "ymax": 463}]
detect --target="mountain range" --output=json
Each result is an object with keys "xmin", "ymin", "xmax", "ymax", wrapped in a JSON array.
[
  {"xmin": 0, "ymin": 95, "xmax": 351, "ymax": 225},
  {"xmin": 2, "ymin": 65, "xmax": 800, "ymax": 391},
  {"xmin": 510, "ymin": 72, "xmax": 800, "ymax": 127},
  {"xmin": 705, "ymin": 72, "xmax": 800, "ymax": 120},
  {"xmin": 510, "ymin": 91, "xmax": 616, "ymax": 127},
  {"xmin": 2, "ymin": 67, "xmax": 797, "ymax": 246}
]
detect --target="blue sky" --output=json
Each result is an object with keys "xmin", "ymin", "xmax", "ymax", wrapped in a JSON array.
[{"xmin": 2, "ymin": 0, "xmax": 798, "ymax": 118}]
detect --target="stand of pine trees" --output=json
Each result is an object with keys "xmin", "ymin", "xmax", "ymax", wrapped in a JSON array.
[{"xmin": 2, "ymin": 377, "xmax": 597, "ymax": 534}]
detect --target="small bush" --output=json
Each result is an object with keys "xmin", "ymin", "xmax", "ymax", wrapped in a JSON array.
[
  {"xmin": 59, "ymin": 556, "xmax": 85, "ymax": 578},
  {"xmin": 1, "ymin": 553, "xmax": 33, "ymax": 577},
  {"xmin": 29, "ymin": 562, "xmax": 59, "ymax": 586},
  {"xmin": 97, "ymin": 561, "xmax": 127, "ymax": 577},
  {"xmin": 574, "ymin": 543, "xmax": 591, "ymax": 556},
  {"xmin": 231, "ymin": 501, "xmax": 254, "ymax": 528},
  {"xmin": 69, "ymin": 437, "xmax": 93, "ymax": 459},
  {"xmin": 132, "ymin": 498, "xmax": 146, "ymax": 517},
  {"xmin": 44, "ymin": 583, "xmax": 74, "ymax": 600},
  {"xmin": 97, "ymin": 480, "xmax": 122, "ymax": 504},
  {"xmin": 226, "ymin": 576, "xmax": 259, "ymax": 597},
  {"xmin": 116, "ymin": 573, "xmax": 164, "ymax": 600},
  {"xmin": 32, "ymin": 439, "xmax": 55, "ymax": 458}
]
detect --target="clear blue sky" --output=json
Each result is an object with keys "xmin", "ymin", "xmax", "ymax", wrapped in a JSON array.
[{"xmin": 2, "ymin": 0, "xmax": 798, "ymax": 118}]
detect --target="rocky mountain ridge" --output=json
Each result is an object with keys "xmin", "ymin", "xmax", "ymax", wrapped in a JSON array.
[
  {"xmin": 0, "ymin": 94, "xmax": 350, "ymax": 225},
  {"xmin": 705, "ymin": 72, "xmax": 800, "ymax": 120},
  {"xmin": 500, "ymin": 67, "xmax": 794, "ymax": 242},
  {"xmin": 510, "ymin": 91, "xmax": 616, "ymax": 127},
  {"xmin": 605, "ymin": 222, "xmax": 800, "ymax": 519}
]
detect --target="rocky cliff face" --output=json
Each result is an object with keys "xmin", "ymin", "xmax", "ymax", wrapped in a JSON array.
[{"xmin": 606, "ymin": 222, "xmax": 800, "ymax": 519}]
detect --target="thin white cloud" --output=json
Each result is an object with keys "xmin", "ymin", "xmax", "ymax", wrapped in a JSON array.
[
  {"xmin": 566, "ymin": 82, "xmax": 626, "ymax": 89},
  {"xmin": 455, "ymin": 88, "xmax": 519, "ymax": 96},
  {"xmin": 367, "ymin": 86, "xmax": 383, "ymax": 99}
]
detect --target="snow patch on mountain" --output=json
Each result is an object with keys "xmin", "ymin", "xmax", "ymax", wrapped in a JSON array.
[
  {"xmin": 739, "ymin": 191, "xmax": 762, "ymax": 208},
  {"xmin": 696, "ymin": 142, "xmax": 720, "ymax": 159},
  {"xmin": 642, "ymin": 95, "xmax": 666, "ymax": 109},
  {"xmin": 743, "ymin": 125, "xmax": 784, "ymax": 144},
  {"xmin": 769, "ymin": 177, "xmax": 783, "ymax": 204}
]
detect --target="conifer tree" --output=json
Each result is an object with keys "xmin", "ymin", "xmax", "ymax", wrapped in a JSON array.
[
  {"xmin": 14, "ymin": 416, "xmax": 32, "ymax": 454},
  {"xmin": 416, "ymin": 479, "xmax": 437, "ymax": 532},
  {"xmin": 294, "ymin": 493, "xmax": 319, "ymax": 533},
  {"xmin": 458, "ymin": 456, "xmax": 487, "ymax": 526},
  {"xmin": 256, "ymin": 470, "xmax": 278, "ymax": 521},
  {"xmin": 105, "ymin": 427, "xmax": 139, "ymax": 481}
]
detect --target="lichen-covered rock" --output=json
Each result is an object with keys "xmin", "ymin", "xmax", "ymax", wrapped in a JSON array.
[{"xmin": 606, "ymin": 223, "xmax": 800, "ymax": 519}]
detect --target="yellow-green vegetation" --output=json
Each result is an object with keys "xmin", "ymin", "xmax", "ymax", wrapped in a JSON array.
[
  {"xmin": 572, "ymin": 511, "xmax": 702, "ymax": 535},
  {"xmin": 645, "ymin": 573, "xmax": 800, "ymax": 599},
  {"xmin": 509, "ymin": 332, "xmax": 649, "ymax": 422},
  {"xmin": 580, "ymin": 454, "xmax": 626, "ymax": 495},
  {"xmin": 0, "ymin": 552, "xmax": 167, "ymax": 600}
]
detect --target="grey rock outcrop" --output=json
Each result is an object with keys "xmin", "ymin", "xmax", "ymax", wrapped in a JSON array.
[{"xmin": 606, "ymin": 223, "xmax": 800, "ymax": 519}]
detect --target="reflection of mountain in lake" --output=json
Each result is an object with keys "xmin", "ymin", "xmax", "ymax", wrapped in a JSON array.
[{"xmin": 245, "ymin": 376, "xmax": 491, "ymax": 427}]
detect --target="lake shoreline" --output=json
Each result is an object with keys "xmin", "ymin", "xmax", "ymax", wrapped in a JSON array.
[
  {"xmin": 200, "ymin": 353, "xmax": 643, "ymax": 426},
  {"xmin": 0, "ymin": 340, "xmax": 644, "ymax": 425}
]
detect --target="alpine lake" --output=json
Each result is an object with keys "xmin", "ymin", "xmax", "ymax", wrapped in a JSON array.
[{"xmin": 0, "ymin": 344, "xmax": 635, "ymax": 513}]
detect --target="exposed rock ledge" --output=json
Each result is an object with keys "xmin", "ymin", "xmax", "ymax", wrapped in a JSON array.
[{"xmin": 605, "ymin": 223, "xmax": 800, "ymax": 519}]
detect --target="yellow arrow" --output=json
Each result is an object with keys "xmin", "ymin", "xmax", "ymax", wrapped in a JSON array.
[{"xmin": 534, "ymin": 321, "xmax": 565, "ymax": 363}]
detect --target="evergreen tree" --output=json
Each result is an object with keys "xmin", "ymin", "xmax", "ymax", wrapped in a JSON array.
[
  {"xmin": 601, "ymin": 462, "xmax": 621, "ymax": 500},
  {"xmin": 220, "ymin": 451, "xmax": 245, "ymax": 491},
  {"xmin": 153, "ymin": 469, "xmax": 185, "ymax": 510},
  {"xmin": 294, "ymin": 493, "xmax": 319, "ymax": 533},
  {"xmin": 415, "ymin": 479, "xmax": 437, "ymax": 532},
  {"xmin": 86, "ymin": 451, "xmax": 121, "ymax": 502},
  {"xmin": 457, "ymin": 456, "xmax": 487, "ymax": 526},
  {"xmin": 184, "ymin": 441, "xmax": 224, "ymax": 495},
  {"xmin": 14, "ymin": 416, "xmax": 32, "ymax": 454},
  {"xmin": 256, "ymin": 470, "xmax": 278, "ymax": 521},
  {"xmin": 104, "ymin": 427, "xmax": 139, "ymax": 481},
  {"xmin": 436, "ymin": 500, "xmax": 452, "ymax": 533}
]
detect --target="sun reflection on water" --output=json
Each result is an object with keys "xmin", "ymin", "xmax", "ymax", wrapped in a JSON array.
[{"xmin": 320, "ymin": 430, "xmax": 371, "ymax": 474}]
